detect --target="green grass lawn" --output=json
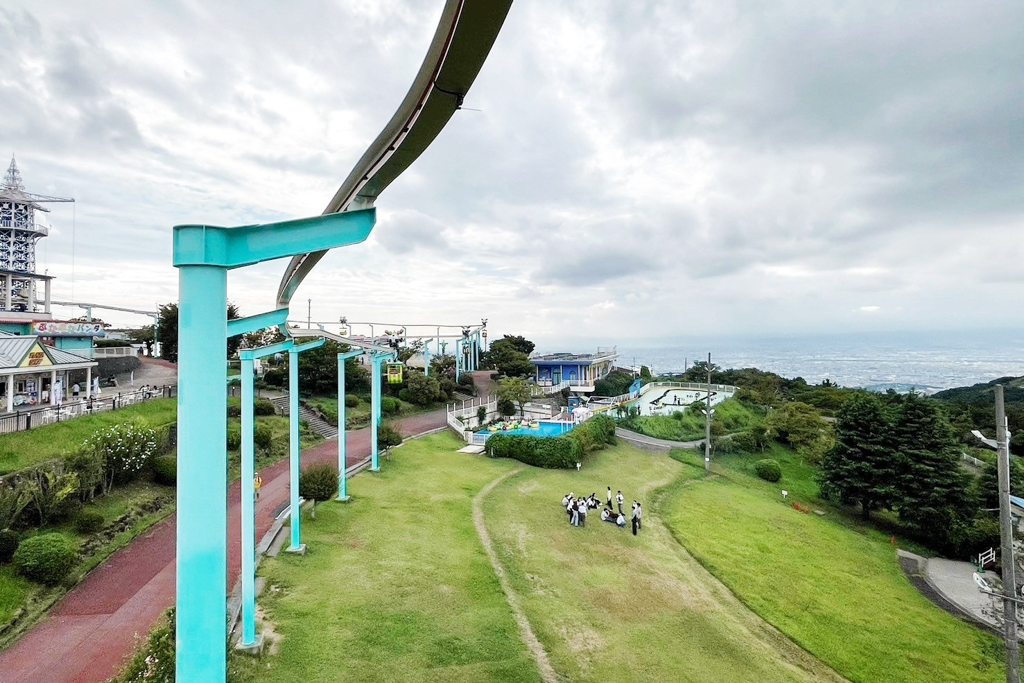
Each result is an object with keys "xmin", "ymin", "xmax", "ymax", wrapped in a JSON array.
[
  {"xmin": 620, "ymin": 397, "xmax": 759, "ymax": 442},
  {"xmin": 230, "ymin": 432, "xmax": 543, "ymax": 683},
  {"xmin": 662, "ymin": 449, "xmax": 1006, "ymax": 683},
  {"xmin": 0, "ymin": 399, "xmax": 177, "ymax": 474},
  {"xmin": 483, "ymin": 440, "xmax": 839, "ymax": 683}
]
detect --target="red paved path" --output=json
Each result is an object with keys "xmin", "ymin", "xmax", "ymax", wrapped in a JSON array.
[{"xmin": 0, "ymin": 407, "xmax": 450, "ymax": 683}]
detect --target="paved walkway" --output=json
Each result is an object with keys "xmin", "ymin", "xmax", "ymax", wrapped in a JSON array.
[
  {"xmin": 0, "ymin": 407, "xmax": 447, "ymax": 683},
  {"xmin": 615, "ymin": 427, "xmax": 703, "ymax": 451}
]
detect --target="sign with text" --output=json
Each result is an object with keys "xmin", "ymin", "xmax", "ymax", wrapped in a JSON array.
[
  {"xmin": 32, "ymin": 321, "xmax": 105, "ymax": 337},
  {"xmin": 20, "ymin": 342, "xmax": 52, "ymax": 368}
]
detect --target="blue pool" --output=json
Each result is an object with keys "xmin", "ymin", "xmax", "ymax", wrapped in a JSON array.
[{"xmin": 475, "ymin": 421, "xmax": 574, "ymax": 441}]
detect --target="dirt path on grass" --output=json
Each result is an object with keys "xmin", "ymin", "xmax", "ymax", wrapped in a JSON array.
[
  {"xmin": 650, "ymin": 475, "xmax": 849, "ymax": 683},
  {"xmin": 473, "ymin": 468, "xmax": 561, "ymax": 683},
  {"xmin": 0, "ymin": 407, "xmax": 447, "ymax": 683}
]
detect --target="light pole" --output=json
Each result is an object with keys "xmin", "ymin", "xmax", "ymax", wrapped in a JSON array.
[
  {"xmin": 973, "ymin": 384, "xmax": 1018, "ymax": 683},
  {"xmin": 704, "ymin": 352, "xmax": 712, "ymax": 473}
]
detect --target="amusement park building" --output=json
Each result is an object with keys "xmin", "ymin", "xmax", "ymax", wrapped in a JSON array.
[{"xmin": 530, "ymin": 347, "xmax": 618, "ymax": 393}]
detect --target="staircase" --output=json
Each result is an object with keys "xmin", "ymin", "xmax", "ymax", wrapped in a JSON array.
[{"xmin": 270, "ymin": 395, "xmax": 338, "ymax": 440}]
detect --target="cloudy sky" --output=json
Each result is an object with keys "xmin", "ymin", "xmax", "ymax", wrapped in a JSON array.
[{"xmin": 3, "ymin": 1, "xmax": 1022, "ymax": 349}]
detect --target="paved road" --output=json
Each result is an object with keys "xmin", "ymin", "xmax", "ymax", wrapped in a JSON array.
[
  {"xmin": 0, "ymin": 407, "xmax": 447, "ymax": 683},
  {"xmin": 615, "ymin": 427, "xmax": 703, "ymax": 451}
]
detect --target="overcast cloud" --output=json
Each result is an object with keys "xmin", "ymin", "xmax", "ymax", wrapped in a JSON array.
[{"xmin": 2, "ymin": 1, "xmax": 1022, "ymax": 346}]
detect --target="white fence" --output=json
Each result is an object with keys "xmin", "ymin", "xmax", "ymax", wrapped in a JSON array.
[
  {"xmin": 0, "ymin": 385, "xmax": 176, "ymax": 435},
  {"xmin": 93, "ymin": 346, "xmax": 141, "ymax": 358}
]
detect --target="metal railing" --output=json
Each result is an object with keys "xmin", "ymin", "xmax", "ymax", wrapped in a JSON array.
[
  {"xmin": 93, "ymin": 346, "xmax": 141, "ymax": 358},
  {"xmin": 531, "ymin": 380, "xmax": 570, "ymax": 396},
  {"xmin": 642, "ymin": 381, "xmax": 738, "ymax": 394},
  {"xmin": 0, "ymin": 385, "xmax": 177, "ymax": 435}
]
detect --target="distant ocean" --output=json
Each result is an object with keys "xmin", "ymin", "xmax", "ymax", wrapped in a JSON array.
[{"xmin": 614, "ymin": 330, "xmax": 1024, "ymax": 394}]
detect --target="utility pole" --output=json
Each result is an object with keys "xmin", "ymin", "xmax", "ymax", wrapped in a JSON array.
[
  {"xmin": 704, "ymin": 352, "xmax": 712, "ymax": 473},
  {"xmin": 307, "ymin": 299, "xmax": 311, "ymax": 329},
  {"xmin": 996, "ymin": 384, "xmax": 1020, "ymax": 683}
]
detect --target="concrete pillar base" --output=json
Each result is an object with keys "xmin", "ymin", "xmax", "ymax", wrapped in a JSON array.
[
  {"xmin": 234, "ymin": 634, "xmax": 264, "ymax": 656},
  {"xmin": 336, "ymin": 495, "xmax": 351, "ymax": 503},
  {"xmin": 285, "ymin": 544, "xmax": 307, "ymax": 556}
]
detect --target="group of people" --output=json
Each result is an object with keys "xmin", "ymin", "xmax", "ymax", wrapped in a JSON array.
[{"xmin": 561, "ymin": 486, "xmax": 643, "ymax": 535}]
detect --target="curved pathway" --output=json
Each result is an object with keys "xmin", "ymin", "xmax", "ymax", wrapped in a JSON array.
[
  {"xmin": 0, "ymin": 406, "xmax": 450, "ymax": 683},
  {"xmin": 472, "ymin": 468, "xmax": 560, "ymax": 683}
]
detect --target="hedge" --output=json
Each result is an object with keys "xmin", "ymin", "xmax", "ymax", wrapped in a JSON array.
[
  {"xmin": 13, "ymin": 533, "xmax": 78, "ymax": 585},
  {"xmin": 486, "ymin": 434, "xmax": 581, "ymax": 469},
  {"xmin": 227, "ymin": 398, "xmax": 276, "ymax": 418},
  {"xmin": 152, "ymin": 455, "xmax": 177, "ymax": 486},
  {"xmin": 485, "ymin": 415, "xmax": 617, "ymax": 469},
  {"xmin": 755, "ymin": 458, "xmax": 782, "ymax": 482},
  {"xmin": 73, "ymin": 510, "xmax": 105, "ymax": 534}
]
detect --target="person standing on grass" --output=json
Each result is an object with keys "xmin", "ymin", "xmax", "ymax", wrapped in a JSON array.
[
  {"xmin": 578, "ymin": 498, "xmax": 588, "ymax": 527},
  {"xmin": 631, "ymin": 501, "xmax": 640, "ymax": 536},
  {"xmin": 616, "ymin": 490, "xmax": 624, "ymax": 515},
  {"xmin": 637, "ymin": 502, "xmax": 643, "ymax": 531},
  {"xmin": 607, "ymin": 486, "xmax": 613, "ymax": 508},
  {"xmin": 570, "ymin": 499, "xmax": 579, "ymax": 527}
]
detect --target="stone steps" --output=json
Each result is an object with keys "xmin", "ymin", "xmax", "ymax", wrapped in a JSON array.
[{"xmin": 270, "ymin": 395, "xmax": 338, "ymax": 440}]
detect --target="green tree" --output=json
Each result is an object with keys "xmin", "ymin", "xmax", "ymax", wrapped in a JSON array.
[
  {"xmin": 493, "ymin": 335, "xmax": 534, "ymax": 356},
  {"xmin": 404, "ymin": 371, "xmax": 444, "ymax": 406},
  {"xmin": 594, "ymin": 370, "xmax": 635, "ymax": 397},
  {"xmin": 766, "ymin": 401, "xmax": 834, "ymax": 461},
  {"xmin": 497, "ymin": 376, "xmax": 532, "ymax": 417},
  {"xmin": 976, "ymin": 459, "xmax": 1024, "ymax": 510},
  {"xmin": 893, "ymin": 393, "xmax": 973, "ymax": 550},
  {"xmin": 487, "ymin": 342, "xmax": 533, "ymax": 378},
  {"xmin": 640, "ymin": 365, "xmax": 652, "ymax": 380},
  {"xmin": 819, "ymin": 393, "xmax": 898, "ymax": 520},
  {"xmin": 155, "ymin": 302, "xmax": 241, "ymax": 362},
  {"xmin": 127, "ymin": 325, "xmax": 155, "ymax": 356}
]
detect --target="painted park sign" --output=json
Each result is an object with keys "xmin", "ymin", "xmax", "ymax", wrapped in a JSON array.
[
  {"xmin": 19, "ymin": 343, "xmax": 52, "ymax": 368},
  {"xmin": 32, "ymin": 321, "xmax": 105, "ymax": 337}
]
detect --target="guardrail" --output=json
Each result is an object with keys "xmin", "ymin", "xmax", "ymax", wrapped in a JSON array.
[
  {"xmin": 93, "ymin": 346, "xmax": 141, "ymax": 358},
  {"xmin": 643, "ymin": 381, "xmax": 738, "ymax": 393},
  {"xmin": 0, "ymin": 385, "xmax": 177, "ymax": 435}
]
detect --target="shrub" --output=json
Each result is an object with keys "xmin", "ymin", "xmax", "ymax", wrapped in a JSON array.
[
  {"xmin": 85, "ymin": 422, "xmax": 159, "ymax": 493},
  {"xmin": 299, "ymin": 463, "xmax": 337, "ymax": 518},
  {"xmin": 0, "ymin": 481, "xmax": 32, "ymax": 530},
  {"xmin": 254, "ymin": 398, "xmax": 276, "ymax": 416},
  {"xmin": 13, "ymin": 533, "xmax": 78, "ymax": 585},
  {"xmin": 226, "ymin": 425, "xmax": 242, "ymax": 450},
  {"xmin": 380, "ymin": 397, "xmax": 400, "ymax": 415},
  {"xmin": 254, "ymin": 422, "xmax": 273, "ymax": 452},
  {"xmin": 152, "ymin": 456, "xmax": 177, "ymax": 486},
  {"xmin": 486, "ymin": 434, "xmax": 581, "ymax": 469},
  {"xmin": 73, "ymin": 510, "xmax": 105, "ymax": 534},
  {"xmin": 65, "ymin": 449, "xmax": 104, "ymax": 502},
  {"xmin": 398, "ymin": 388, "xmax": 412, "ymax": 403},
  {"xmin": 477, "ymin": 406, "xmax": 488, "ymax": 426},
  {"xmin": 345, "ymin": 394, "xmax": 360, "ymax": 408},
  {"xmin": 0, "ymin": 529, "xmax": 19, "ymax": 563},
  {"xmin": 25, "ymin": 465, "xmax": 80, "ymax": 526},
  {"xmin": 566, "ymin": 415, "xmax": 616, "ymax": 455},
  {"xmin": 263, "ymin": 368, "xmax": 286, "ymax": 387},
  {"xmin": 755, "ymin": 458, "xmax": 782, "ymax": 483}
]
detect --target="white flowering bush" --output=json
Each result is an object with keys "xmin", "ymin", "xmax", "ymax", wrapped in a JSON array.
[{"xmin": 85, "ymin": 422, "xmax": 159, "ymax": 494}]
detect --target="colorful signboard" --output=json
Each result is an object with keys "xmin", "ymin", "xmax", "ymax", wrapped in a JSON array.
[
  {"xmin": 20, "ymin": 342, "xmax": 52, "ymax": 368},
  {"xmin": 32, "ymin": 321, "xmax": 105, "ymax": 337}
]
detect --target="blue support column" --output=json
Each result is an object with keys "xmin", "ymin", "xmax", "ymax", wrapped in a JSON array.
[
  {"xmin": 424, "ymin": 341, "xmax": 432, "ymax": 377},
  {"xmin": 175, "ymin": 266, "xmax": 228, "ymax": 680},
  {"xmin": 238, "ymin": 351, "xmax": 259, "ymax": 649},
  {"xmin": 286, "ymin": 348, "xmax": 305, "ymax": 554},
  {"xmin": 475, "ymin": 331, "xmax": 481, "ymax": 369},
  {"xmin": 371, "ymin": 354, "xmax": 381, "ymax": 472},
  {"xmin": 370, "ymin": 351, "xmax": 396, "ymax": 471},
  {"xmin": 337, "ymin": 349, "xmax": 363, "ymax": 500}
]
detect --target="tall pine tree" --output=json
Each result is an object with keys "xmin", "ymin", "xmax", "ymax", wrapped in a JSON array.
[
  {"xmin": 893, "ymin": 393, "xmax": 972, "ymax": 550},
  {"xmin": 820, "ymin": 393, "xmax": 898, "ymax": 519}
]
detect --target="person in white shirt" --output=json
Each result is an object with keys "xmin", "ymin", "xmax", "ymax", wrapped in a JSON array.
[
  {"xmin": 577, "ymin": 498, "xmax": 588, "ymax": 527},
  {"xmin": 631, "ymin": 501, "xmax": 640, "ymax": 535},
  {"xmin": 616, "ymin": 490, "xmax": 624, "ymax": 515},
  {"xmin": 607, "ymin": 486, "xmax": 613, "ymax": 507}
]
